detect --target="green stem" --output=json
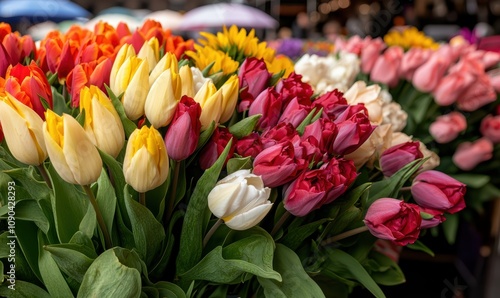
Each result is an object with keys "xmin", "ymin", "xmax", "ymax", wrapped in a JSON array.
[
  {"xmin": 165, "ymin": 160, "xmax": 180, "ymax": 223},
  {"xmin": 37, "ymin": 165, "xmax": 52, "ymax": 189},
  {"xmin": 400, "ymin": 186, "xmax": 412, "ymax": 192},
  {"xmin": 203, "ymin": 219, "xmax": 223, "ymax": 248},
  {"xmin": 83, "ymin": 185, "xmax": 112, "ymax": 250},
  {"xmin": 139, "ymin": 192, "xmax": 146, "ymax": 206},
  {"xmin": 321, "ymin": 225, "xmax": 369, "ymax": 246},
  {"xmin": 271, "ymin": 211, "xmax": 291, "ymax": 237}
]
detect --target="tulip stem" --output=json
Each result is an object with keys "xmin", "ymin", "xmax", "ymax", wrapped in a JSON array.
[
  {"xmin": 203, "ymin": 219, "xmax": 223, "ymax": 248},
  {"xmin": 271, "ymin": 211, "xmax": 291, "ymax": 237},
  {"xmin": 400, "ymin": 186, "xmax": 412, "ymax": 192},
  {"xmin": 37, "ymin": 165, "xmax": 52, "ymax": 189},
  {"xmin": 83, "ymin": 185, "xmax": 112, "ymax": 250},
  {"xmin": 321, "ymin": 225, "xmax": 369, "ymax": 246},
  {"xmin": 139, "ymin": 192, "xmax": 146, "ymax": 206},
  {"xmin": 165, "ymin": 160, "xmax": 180, "ymax": 223}
]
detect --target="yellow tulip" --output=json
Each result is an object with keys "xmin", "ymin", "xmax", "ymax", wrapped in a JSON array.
[
  {"xmin": 123, "ymin": 126, "xmax": 169, "ymax": 193},
  {"xmin": 219, "ymin": 75, "xmax": 239, "ymax": 123},
  {"xmin": 149, "ymin": 52, "xmax": 178, "ymax": 87},
  {"xmin": 179, "ymin": 65, "xmax": 195, "ymax": 97},
  {"xmin": 138, "ymin": 37, "xmax": 160, "ymax": 73},
  {"xmin": 43, "ymin": 110, "xmax": 103, "ymax": 185},
  {"xmin": 112, "ymin": 56, "xmax": 150, "ymax": 120},
  {"xmin": 145, "ymin": 69, "xmax": 182, "ymax": 128},
  {"xmin": 193, "ymin": 80, "xmax": 223, "ymax": 130},
  {"xmin": 79, "ymin": 86, "xmax": 125, "ymax": 157},
  {"xmin": 0, "ymin": 93, "xmax": 47, "ymax": 165},
  {"xmin": 110, "ymin": 44, "xmax": 136, "ymax": 92}
]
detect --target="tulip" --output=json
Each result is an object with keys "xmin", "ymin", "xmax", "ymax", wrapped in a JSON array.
[
  {"xmin": 452, "ymin": 138, "xmax": 493, "ymax": 171},
  {"xmin": 179, "ymin": 65, "xmax": 195, "ymax": 97},
  {"xmin": 193, "ymin": 80, "xmax": 223, "ymax": 130},
  {"xmin": 248, "ymin": 87, "xmax": 282, "ymax": 131},
  {"xmin": 43, "ymin": 110, "xmax": 102, "ymax": 185},
  {"xmin": 343, "ymin": 81, "xmax": 384, "ymax": 125},
  {"xmin": 219, "ymin": 75, "xmax": 239, "ymax": 123},
  {"xmin": 345, "ymin": 124, "xmax": 393, "ymax": 169},
  {"xmin": 164, "ymin": 96, "xmax": 201, "ymax": 161},
  {"xmin": 0, "ymin": 93, "xmax": 47, "ymax": 165},
  {"xmin": 364, "ymin": 198, "xmax": 421, "ymax": 246},
  {"xmin": 199, "ymin": 127, "xmax": 235, "ymax": 170},
  {"xmin": 235, "ymin": 133, "xmax": 264, "ymax": 159},
  {"xmin": 399, "ymin": 48, "xmax": 431, "ymax": 81},
  {"xmin": 432, "ymin": 71, "xmax": 475, "ymax": 106},
  {"xmin": 238, "ymin": 57, "xmax": 271, "ymax": 100},
  {"xmin": 332, "ymin": 107, "xmax": 376, "ymax": 155},
  {"xmin": 207, "ymin": 169, "xmax": 272, "ymax": 230},
  {"xmin": 149, "ymin": 52, "xmax": 179, "ymax": 87},
  {"xmin": 412, "ymin": 52, "xmax": 450, "ymax": 93},
  {"xmin": 137, "ymin": 37, "xmax": 160, "ymax": 73},
  {"xmin": 109, "ymin": 44, "xmax": 136, "ymax": 92},
  {"xmin": 79, "ymin": 86, "xmax": 125, "ymax": 157},
  {"xmin": 301, "ymin": 118, "xmax": 338, "ymax": 155},
  {"xmin": 278, "ymin": 97, "xmax": 312, "ymax": 128},
  {"xmin": 380, "ymin": 141, "xmax": 423, "ymax": 177},
  {"xmin": 370, "ymin": 46, "xmax": 404, "ymax": 88},
  {"xmin": 66, "ymin": 58, "xmax": 113, "ymax": 107},
  {"xmin": 284, "ymin": 168, "xmax": 331, "ymax": 217},
  {"xmin": 276, "ymin": 72, "xmax": 314, "ymax": 108},
  {"xmin": 145, "ymin": 69, "xmax": 182, "ymax": 128},
  {"xmin": 312, "ymin": 89, "xmax": 348, "ymax": 120},
  {"xmin": 3, "ymin": 62, "xmax": 53, "ymax": 119},
  {"xmin": 112, "ymin": 56, "xmax": 150, "ymax": 120},
  {"xmin": 411, "ymin": 170, "xmax": 466, "ymax": 214},
  {"xmin": 260, "ymin": 122, "xmax": 299, "ymax": 149},
  {"xmin": 45, "ymin": 38, "xmax": 78, "ymax": 80},
  {"xmin": 419, "ymin": 207, "xmax": 446, "ymax": 229},
  {"xmin": 360, "ymin": 37, "xmax": 386, "ymax": 74},
  {"xmin": 429, "ymin": 112, "xmax": 467, "ymax": 144},
  {"xmin": 123, "ymin": 126, "xmax": 169, "ymax": 192},
  {"xmin": 481, "ymin": 115, "xmax": 500, "ymax": 143},
  {"xmin": 456, "ymin": 74, "xmax": 496, "ymax": 112}
]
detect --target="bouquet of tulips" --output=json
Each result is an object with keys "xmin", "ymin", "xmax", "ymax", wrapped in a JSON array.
[{"xmin": 0, "ymin": 21, "xmax": 467, "ymax": 298}]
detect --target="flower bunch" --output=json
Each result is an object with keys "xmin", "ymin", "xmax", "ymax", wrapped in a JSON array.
[{"xmin": 0, "ymin": 22, "xmax": 466, "ymax": 298}]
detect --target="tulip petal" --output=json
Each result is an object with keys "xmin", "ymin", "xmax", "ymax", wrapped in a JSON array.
[{"xmin": 225, "ymin": 203, "xmax": 273, "ymax": 230}]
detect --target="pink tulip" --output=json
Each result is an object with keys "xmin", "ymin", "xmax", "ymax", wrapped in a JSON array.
[
  {"xmin": 481, "ymin": 115, "xmax": 500, "ymax": 143},
  {"xmin": 412, "ymin": 52, "xmax": 451, "ymax": 93},
  {"xmin": 419, "ymin": 207, "xmax": 446, "ymax": 229},
  {"xmin": 481, "ymin": 51, "xmax": 500, "ymax": 69},
  {"xmin": 199, "ymin": 127, "xmax": 235, "ymax": 170},
  {"xmin": 260, "ymin": 122, "xmax": 299, "ymax": 149},
  {"xmin": 278, "ymin": 97, "xmax": 312, "ymax": 128},
  {"xmin": 452, "ymin": 138, "xmax": 493, "ymax": 171},
  {"xmin": 361, "ymin": 37, "xmax": 386, "ymax": 74},
  {"xmin": 399, "ymin": 48, "xmax": 432, "ymax": 81},
  {"xmin": 165, "ymin": 96, "xmax": 202, "ymax": 161},
  {"xmin": 432, "ymin": 71, "xmax": 475, "ymax": 106},
  {"xmin": 370, "ymin": 46, "xmax": 404, "ymax": 87},
  {"xmin": 380, "ymin": 141, "xmax": 423, "ymax": 177},
  {"xmin": 249, "ymin": 87, "xmax": 282, "ymax": 131},
  {"xmin": 364, "ymin": 198, "xmax": 422, "ymax": 246},
  {"xmin": 456, "ymin": 74, "xmax": 496, "ymax": 112},
  {"xmin": 411, "ymin": 170, "xmax": 466, "ymax": 214},
  {"xmin": 313, "ymin": 89, "xmax": 348, "ymax": 120},
  {"xmin": 488, "ymin": 69, "xmax": 500, "ymax": 93},
  {"xmin": 301, "ymin": 118, "xmax": 338, "ymax": 155},
  {"xmin": 239, "ymin": 57, "xmax": 271, "ymax": 100},
  {"xmin": 429, "ymin": 112, "xmax": 467, "ymax": 143},
  {"xmin": 235, "ymin": 132, "xmax": 263, "ymax": 159},
  {"xmin": 332, "ymin": 107, "xmax": 376, "ymax": 155}
]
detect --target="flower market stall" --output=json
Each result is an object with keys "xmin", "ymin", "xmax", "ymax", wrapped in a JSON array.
[{"xmin": 0, "ymin": 18, "xmax": 497, "ymax": 298}]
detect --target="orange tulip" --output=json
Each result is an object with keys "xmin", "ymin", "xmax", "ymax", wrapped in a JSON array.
[
  {"xmin": 66, "ymin": 58, "xmax": 112, "ymax": 107},
  {"xmin": 45, "ymin": 38, "xmax": 79, "ymax": 80}
]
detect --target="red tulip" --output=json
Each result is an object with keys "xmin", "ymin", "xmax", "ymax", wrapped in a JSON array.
[
  {"xmin": 278, "ymin": 97, "xmax": 312, "ymax": 128},
  {"xmin": 275, "ymin": 72, "xmax": 313, "ymax": 108},
  {"xmin": 380, "ymin": 141, "xmax": 423, "ymax": 177},
  {"xmin": 332, "ymin": 106, "xmax": 376, "ymax": 155},
  {"xmin": 248, "ymin": 87, "xmax": 282, "ymax": 131},
  {"xmin": 238, "ymin": 57, "xmax": 271, "ymax": 111},
  {"xmin": 260, "ymin": 122, "xmax": 299, "ymax": 149},
  {"xmin": 235, "ymin": 133, "xmax": 263, "ymax": 159},
  {"xmin": 199, "ymin": 127, "xmax": 235, "ymax": 170},
  {"xmin": 66, "ymin": 58, "xmax": 112, "ymax": 107},
  {"xmin": 419, "ymin": 207, "xmax": 446, "ymax": 229}
]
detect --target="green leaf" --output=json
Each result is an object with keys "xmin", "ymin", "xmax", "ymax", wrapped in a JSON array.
[
  {"xmin": 0, "ymin": 280, "xmax": 50, "ymax": 298},
  {"xmin": 44, "ymin": 244, "xmax": 95, "ymax": 283},
  {"xmin": 450, "ymin": 174, "xmax": 490, "ymax": 189},
  {"xmin": 75, "ymin": 109, "xmax": 86, "ymax": 127},
  {"xmin": 411, "ymin": 94, "xmax": 433, "ymax": 124},
  {"xmin": 105, "ymin": 85, "xmax": 137, "ymax": 138},
  {"xmin": 201, "ymin": 61, "xmax": 216, "ymax": 77},
  {"xmin": 38, "ymin": 231, "xmax": 74, "ymax": 298},
  {"xmin": 367, "ymin": 251, "xmax": 406, "ymax": 286},
  {"xmin": 51, "ymin": 86, "xmax": 72, "ymax": 116},
  {"xmin": 406, "ymin": 240, "xmax": 435, "ymax": 257},
  {"xmin": 0, "ymin": 200, "xmax": 49, "ymax": 234},
  {"xmin": 154, "ymin": 281, "xmax": 187, "ymax": 298},
  {"xmin": 257, "ymin": 244, "xmax": 325, "ymax": 298},
  {"xmin": 77, "ymin": 248, "xmax": 141, "ymax": 298},
  {"xmin": 311, "ymin": 108, "xmax": 323, "ymax": 123},
  {"xmin": 124, "ymin": 186, "xmax": 165, "ymax": 265},
  {"xmin": 2, "ymin": 166, "xmax": 51, "ymax": 202},
  {"xmin": 226, "ymin": 156, "xmax": 253, "ymax": 174},
  {"xmin": 269, "ymin": 69, "xmax": 285, "ymax": 86},
  {"xmin": 79, "ymin": 201, "xmax": 97, "ymax": 240},
  {"xmin": 442, "ymin": 213, "xmax": 459, "ymax": 245},
  {"xmin": 46, "ymin": 165, "xmax": 88, "ymax": 243},
  {"xmin": 296, "ymin": 108, "xmax": 317, "ymax": 136},
  {"xmin": 228, "ymin": 114, "xmax": 261, "ymax": 138},
  {"xmin": 196, "ymin": 121, "xmax": 216, "ymax": 150},
  {"xmin": 325, "ymin": 248, "xmax": 386, "ymax": 298},
  {"xmin": 176, "ymin": 139, "xmax": 233, "ymax": 277},
  {"xmin": 96, "ymin": 169, "xmax": 117, "ymax": 240},
  {"xmin": 13, "ymin": 220, "xmax": 42, "ymax": 282},
  {"xmin": 181, "ymin": 228, "xmax": 281, "ymax": 283},
  {"xmin": 281, "ymin": 218, "xmax": 331, "ymax": 250}
]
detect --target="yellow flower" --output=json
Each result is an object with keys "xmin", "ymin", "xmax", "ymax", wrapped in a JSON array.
[
  {"xmin": 138, "ymin": 37, "xmax": 160, "ymax": 73},
  {"xmin": 179, "ymin": 65, "xmax": 195, "ymax": 97},
  {"xmin": 265, "ymin": 54, "xmax": 295, "ymax": 78},
  {"xmin": 185, "ymin": 45, "xmax": 239, "ymax": 76},
  {"xmin": 123, "ymin": 126, "xmax": 169, "ymax": 193},
  {"xmin": 0, "ymin": 92, "xmax": 47, "ymax": 165},
  {"xmin": 145, "ymin": 69, "xmax": 182, "ymax": 128},
  {"xmin": 149, "ymin": 52, "xmax": 179, "ymax": 87},
  {"xmin": 112, "ymin": 56, "xmax": 150, "ymax": 120},
  {"xmin": 79, "ymin": 86, "xmax": 125, "ymax": 157},
  {"xmin": 384, "ymin": 27, "xmax": 439, "ymax": 50},
  {"xmin": 43, "ymin": 110, "xmax": 103, "ymax": 185},
  {"xmin": 193, "ymin": 80, "xmax": 223, "ymax": 130},
  {"xmin": 110, "ymin": 44, "xmax": 136, "ymax": 92},
  {"xmin": 219, "ymin": 75, "xmax": 239, "ymax": 123}
]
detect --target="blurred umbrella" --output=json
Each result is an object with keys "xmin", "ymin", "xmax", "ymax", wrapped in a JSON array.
[
  {"xmin": 176, "ymin": 3, "xmax": 278, "ymax": 31},
  {"xmin": 0, "ymin": 0, "xmax": 91, "ymax": 23},
  {"xmin": 142, "ymin": 9, "xmax": 183, "ymax": 30},
  {"xmin": 84, "ymin": 14, "xmax": 141, "ymax": 31}
]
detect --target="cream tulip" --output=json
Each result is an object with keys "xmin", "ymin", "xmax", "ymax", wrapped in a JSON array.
[
  {"xmin": 123, "ymin": 126, "xmax": 169, "ymax": 193},
  {"xmin": 208, "ymin": 169, "xmax": 272, "ymax": 230},
  {"xmin": 43, "ymin": 110, "xmax": 103, "ymax": 185},
  {"xmin": 138, "ymin": 37, "xmax": 160, "ymax": 73},
  {"xmin": 193, "ymin": 80, "xmax": 223, "ymax": 130},
  {"xmin": 110, "ymin": 44, "xmax": 136, "ymax": 92},
  {"xmin": 145, "ymin": 69, "xmax": 182, "ymax": 128},
  {"xmin": 344, "ymin": 81, "xmax": 384, "ymax": 125},
  {"xmin": 219, "ymin": 75, "xmax": 239, "ymax": 123},
  {"xmin": 149, "ymin": 52, "xmax": 178, "ymax": 87},
  {"xmin": 79, "ymin": 86, "xmax": 125, "ymax": 157},
  {"xmin": 179, "ymin": 65, "xmax": 195, "ymax": 97},
  {"xmin": 0, "ymin": 93, "xmax": 47, "ymax": 165}
]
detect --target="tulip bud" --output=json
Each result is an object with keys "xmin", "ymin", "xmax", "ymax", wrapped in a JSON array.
[
  {"xmin": 145, "ymin": 69, "xmax": 182, "ymax": 128},
  {"xmin": 481, "ymin": 115, "xmax": 500, "ymax": 143},
  {"xmin": 43, "ymin": 110, "xmax": 103, "ymax": 185},
  {"xmin": 112, "ymin": 57, "xmax": 150, "ymax": 120},
  {"xmin": 452, "ymin": 138, "xmax": 493, "ymax": 171},
  {"xmin": 332, "ymin": 107, "xmax": 376, "ymax": 155},
  {"xmin": 0, "ymin": 93, "xmax": 47, "ymax": 165},
  {"xmin": 179, "ymin": 65, "xmax": 195, "ymax": 97},
  {"xmin": 411, "ymin": 170, "xmax": 466, "ymax": 214},
  {"xmin": 380, "ymin": 141, "xmax": 423, "ymax": 177},
  {"xmin": 208, "ymin": 169, "xmax": 272, "ymax": 230},
  {"xmin": 219, "ymin": 75, "xmax": 239, "ymax": 123},
  {"xmin": 193, "ymin": 80, "xmax": 223, "ymax": 130},
  {"xmin": 123, "ymin": 126, "xmax": 169, "ymax": 192},
  {"xmin": 164, "ymin": 96, "xmax": 201, "ymax": 161},
  {"xmin": 149, "ymin": 52, "xmax": 178, "ymax": 87},
  {"xmin": 79, "ymin": 86, "xmax": 125, "ymax": 157},
  {"xmin": 199, "ymin": 127, "xmax": 235, "ymax": 170},
  {"xmin": 137, "ymin": 37, "xmax": 160, "ymax": 73},
  {"xmin": 248, "ymin": 88, "xmax": 282, "ymax": 131},
  {"xmin": 429, "ymin": 112, "xmax": 467, "ymax": 144},
  {"xmin": 364, "ymin": 198, "xmax": 421, "ymax": 246},
  {"xmin": 110, "ymin": 44, "xmax": 136, "ymax": 92}
]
